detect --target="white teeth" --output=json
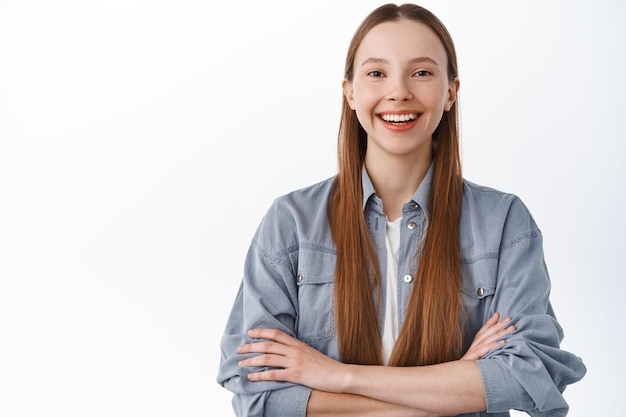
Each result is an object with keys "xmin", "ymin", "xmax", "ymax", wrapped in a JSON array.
[{"xmin": 380, "ymin": 113, "xmax": 417, "ymax": 122}]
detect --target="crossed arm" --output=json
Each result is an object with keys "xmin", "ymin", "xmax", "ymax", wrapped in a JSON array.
[{"xmin": 237, "ymin": 313, "xmax": 515, "ymax": 416}]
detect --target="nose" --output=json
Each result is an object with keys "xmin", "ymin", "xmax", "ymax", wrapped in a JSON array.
[{"xmin": 386, "ymin": 77, "xmax": 413, "ymax": 101}]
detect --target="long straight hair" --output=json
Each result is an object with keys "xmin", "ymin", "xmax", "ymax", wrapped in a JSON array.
[{"xmin": 328, "ymin": 3, "xmax": 464, "ymax": 367}]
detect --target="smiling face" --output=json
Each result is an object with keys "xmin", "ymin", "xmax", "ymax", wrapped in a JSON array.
[{"xmin": 343, "ymin": 19, "xmax": 459, "ymax": 165}]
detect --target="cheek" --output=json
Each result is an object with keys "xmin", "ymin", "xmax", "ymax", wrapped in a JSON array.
[
  {"xmin": 354, "ymin": 108, "xmax": 372, "ymax": 128},
  {"xmin": 352, "ymin": 83, "xmax": 380, "ymax": 105},
  {"xmin": 427, "ymin": 90, "xmax": 448, "ymax": 109},
  {"xmin": 420, "ymin": 83, "xmax": 450, "ymax": 108},
  {"xmin": 352, "ymin": 94, "xmax": 375, "ymax": 117},
  {"xmin": 426, "ymin": 97, "xmax": 448, "ymax": 118}
]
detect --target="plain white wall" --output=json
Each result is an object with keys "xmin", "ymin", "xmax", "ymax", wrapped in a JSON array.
[{"xmin": 1, "ymin": 1, "xmax": 624, "ymax": 416}]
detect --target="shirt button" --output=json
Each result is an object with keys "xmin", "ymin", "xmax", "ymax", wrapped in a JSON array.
[
  {"xmin": 477, "ymin": 287, "xmax": 485, "ymax": 297},
  {"xmin": 409, "ymin": 202, "xmax": 418, "ymax": 210},
  {"xmin": 403, "ymin": 275, "xmax": 413, "ymax": 283},
  {"xmin": 407, "ymin": 222, "xmax": 417, "ymax": 230},
  {"xmin": 297, "ymin": 274, "xmax": 303, "ymax": 284}
]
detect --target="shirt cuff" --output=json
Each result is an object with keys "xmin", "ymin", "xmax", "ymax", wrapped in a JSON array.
[
  {"xmin": 264, "ymin": 385, "xmax": 312, "ymax": 417},
  {"xmin": 477, "ymin": 358, "xmax": 534, "ymax": 413}
]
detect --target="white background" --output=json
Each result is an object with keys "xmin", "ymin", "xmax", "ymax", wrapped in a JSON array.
[{"xmin": 1, "ymin": 1, "xmax": 624, "ymax": 416}]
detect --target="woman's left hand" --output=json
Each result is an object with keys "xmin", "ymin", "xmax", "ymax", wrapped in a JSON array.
[
  {"xmin": 237, "ymin": 328, "xmax": 348, "ymax": 392},
  {"xmin": 461, "ymin": 312, "xmax": 516, "ymax": 360}
]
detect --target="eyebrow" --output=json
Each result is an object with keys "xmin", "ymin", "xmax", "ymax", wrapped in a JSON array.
[{"xmin": 360, "ymin": 57, "xmax": 440, "ymax": 67}]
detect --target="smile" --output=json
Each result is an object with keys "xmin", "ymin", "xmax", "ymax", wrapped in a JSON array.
[{"xmin": 379, "ymin": 113, "xmax": 418, "ymax": 124}]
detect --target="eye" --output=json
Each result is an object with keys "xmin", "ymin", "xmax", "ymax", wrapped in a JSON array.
[
  {"xmin": 367, "ymin": 70, "xmax": 384, "ymax": 78},
  {"xmin": 414, "ymin": 70, "xmax": 432, "ymax": 77}
]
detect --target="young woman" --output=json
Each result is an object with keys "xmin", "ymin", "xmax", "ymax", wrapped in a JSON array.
[{"xmin": 217, "ymin": 4, "xmax": 586, "ymax": 416}]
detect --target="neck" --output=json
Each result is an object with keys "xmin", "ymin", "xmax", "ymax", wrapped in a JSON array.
[{"xmin": 364, "ymin": 150, "xmax": 432, "ymax": 221}]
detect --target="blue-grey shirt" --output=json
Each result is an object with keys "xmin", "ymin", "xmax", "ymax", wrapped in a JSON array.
[{"xmin": 217, "ymin": 166, "xmax": 586, "ymax": 416}]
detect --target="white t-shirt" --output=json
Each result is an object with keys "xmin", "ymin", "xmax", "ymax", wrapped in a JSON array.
[{"xmin": 382, "ymin": 218, "xmax": 401, "ymax": 365}]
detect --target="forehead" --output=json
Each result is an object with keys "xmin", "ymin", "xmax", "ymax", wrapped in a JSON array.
[{"xmin": 355, "ymin": 19, "xmax": 447, "ymax": 64}]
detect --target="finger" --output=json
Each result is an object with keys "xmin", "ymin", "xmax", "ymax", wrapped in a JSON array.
[
  {"xmin": 487, "ymin": 322, "xmax": 515, "ymax": 340},
  {"xmin": 493, "ymin": 316, "xmax": 513, "ymax": 331},
  {"xmin": 485, "ymin": 312, "xmax": 500, "ymax": 327},
  {"xmin": 496, "ymin": 324, "xmax": 516, "ymax": 338},
  {"xmin": 474, "ymin": 340, "xmax": 507, "ymax": 358},
  {"xmin": 247, "ymin": 368, "xmax": 288, "ymax": 382},
  {"xmin": 467, "ymin": 319, "xmax": 515, "ymax": 355},
  {"xmin": 238, "ymin": 353, "xmax": 288, "ymax": 369},
  {"xmin": 474, "ymin": 313, "xmax": 510, "ymax": 341},
  {"xmin": 473, "ymin": 316, "xmax": 512, "ymax": 344},
  {"xmin": 482, "ymin": 317, "xmax": 513, "ymax": 339},
  {"xmin": 247, "ymin": 328, "xmax": 299, "ymax": 345},
  {"xmin": 474, "ymin": 312, "xmax": 500, "ymax": 337},
  {"xmin": 237, "ymin": 341, "xmax": 289, "ymax": 356},
  {"xmin": 462, "ymin": 338, "xmax": 508, "ymax": 360},
  {"xmin": 471, "ymin": 325, "xmax": 517, "ymax": 355}
]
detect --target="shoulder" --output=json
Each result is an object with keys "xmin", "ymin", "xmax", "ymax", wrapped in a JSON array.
[
  {"xmin": 463, "ymin": 179, "xmax": 519, "ymax": 208},
  {"xmin": 266, "ymin": 176, "xmax": 335, "ymax": 223},
  {"xmin": 463, "ymin": 179, "xmax": 535, "ymax": 221},
  {"xmin": 275, "ymin": 176, "xmax": 336, "ymax": 209},
  {"xmin": 253, "ymin": 176, "xmax": 336, "ymax": 252},
  {"xmin": 461, "ymin": 179, "xmax": 541, "ymax": 254}
]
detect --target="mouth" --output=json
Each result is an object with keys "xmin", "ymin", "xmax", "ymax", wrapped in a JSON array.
[{"xmin": 378, "ymin": 113, "xmax": 419, "ymax": 125}]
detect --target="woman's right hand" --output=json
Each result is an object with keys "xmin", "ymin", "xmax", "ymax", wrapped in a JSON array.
[{"xmin": 461, "ymin": 312, "xmax": 516, "ymax": 361}]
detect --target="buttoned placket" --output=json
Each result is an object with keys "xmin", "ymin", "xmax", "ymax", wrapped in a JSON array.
[
  {"xmin": 365, "ymin": 196, "xmax": 426, "ymax": 335},
  {"xmin": 396, "ymin": 200, "xmax": 425, "ymax": 328}
]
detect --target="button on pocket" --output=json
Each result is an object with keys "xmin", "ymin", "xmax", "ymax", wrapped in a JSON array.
[
  {"xmin": 460, "ymin": 260, "xmax": 497, "ymax": 300},
  {"xmin": 296, "ymin": 249, "xmax": 336, "ymax": 346}
]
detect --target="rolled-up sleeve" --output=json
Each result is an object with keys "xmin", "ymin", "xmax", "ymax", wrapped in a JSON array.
[
  {"xmin": 476, "ymin": 198, "xmax": 586, "ymax": 416},
  {"xmin": 217, "ymin": 201, "xmax": 312, "ymax": 417}
]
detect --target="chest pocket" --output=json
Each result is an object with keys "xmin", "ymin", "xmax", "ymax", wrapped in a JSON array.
[
  {"xmin": 460, "ymin": 256, "xmax": 498, "ymax": 348},
  {"xmin": 460, "ymin": 257, "xmax": 497, "ymax": 301},
  {"xmin": 295, "ymin": 248, "xmax": 336, "ymax": 346}
]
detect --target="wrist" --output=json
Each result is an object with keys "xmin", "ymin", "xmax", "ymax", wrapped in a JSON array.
[{"xmin": 339, "ymin": 363, "xmax": 358, "ymax": 394}]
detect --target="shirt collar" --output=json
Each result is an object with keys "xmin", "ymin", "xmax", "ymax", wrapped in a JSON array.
[
  {"xmin": 361, "ymin": 167, "xmax": 377, "ymax": 210},
  {"xmin": 361, "ymin": 163, "xmax": 434, "ymax": 218}
]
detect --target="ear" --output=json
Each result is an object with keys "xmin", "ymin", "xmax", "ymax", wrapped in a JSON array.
[
  {"xmin": 342, "ymin": 79, "xmax": 355, "ymax": 109},
  {"xmin": 444, "ymin": 78, "xmax": 460, "ymax": 111}
]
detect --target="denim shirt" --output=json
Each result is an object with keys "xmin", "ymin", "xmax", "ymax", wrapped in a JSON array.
[{"xmin": 217, "ymin": 166, "xmax": 586, "ymax": 417}]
